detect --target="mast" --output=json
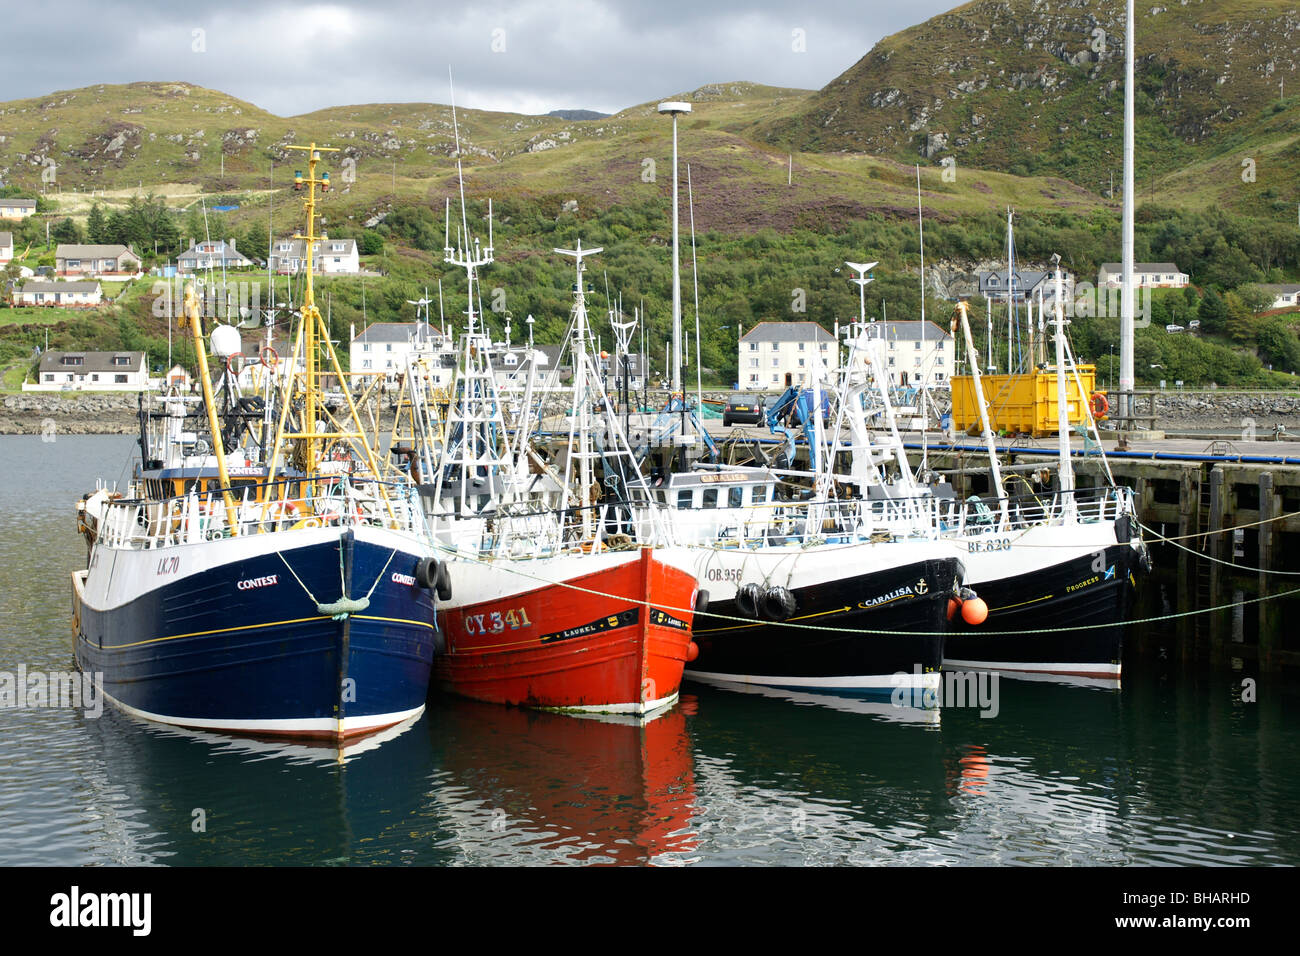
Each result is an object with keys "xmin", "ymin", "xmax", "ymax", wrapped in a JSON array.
[
  {"xmin": 1051, "ymin": 254, "xmax": 1076, "ymax": 515},
  {"xmin": 555, "ymin": 240, "xmax": 604, "ymax": 540},
  {"xmin": 954, "ymin": 301, "xmax": 1009, "ymax": 526},
  {"xmin": 1119, "ymin": 0, "xmax": 1136, "ymax": 424}
]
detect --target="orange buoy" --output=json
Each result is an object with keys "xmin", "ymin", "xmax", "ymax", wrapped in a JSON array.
[
  {"xmin": 961, "ymin": 596, "xmax": 989, "ymax": 626},
  {"xmin": 686, "ymin": 641, "xmax": 700, "ymax": 662},
  {"xmin": 947, "ymin": 597, "xmax": 960, "ymax": 621},
  {"xmin": 1090, "ymin": 391, "xmax": 1109, "ymax": 419}
]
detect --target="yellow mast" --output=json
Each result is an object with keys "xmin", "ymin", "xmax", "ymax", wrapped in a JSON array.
[
  {"xmin": 265, "ymin": 143, "xmax": 395, "ymax": 518},
  {"xmin": 181, "ymin": 283, "xmax": 240, "ymax": 534}
]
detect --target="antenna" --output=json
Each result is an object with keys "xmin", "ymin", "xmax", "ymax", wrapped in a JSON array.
[{"xmin": 444, "ymin": 68, "xmax": 494, "ymax": 336}]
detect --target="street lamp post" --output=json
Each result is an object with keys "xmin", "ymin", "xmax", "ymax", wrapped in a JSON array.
[{"xmin": 658, "ymin": 100, "xmax": 691, "ymax": 397}]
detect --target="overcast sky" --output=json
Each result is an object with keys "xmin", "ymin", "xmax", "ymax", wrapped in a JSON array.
[{"xmin": 4, "ymin": 0, "xmax": 957, "ymax": 116}]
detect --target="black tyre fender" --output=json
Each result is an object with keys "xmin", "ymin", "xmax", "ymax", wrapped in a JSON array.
[
  {"xmin": 415, "ymin": 556, "xmax": 440, "ymax": 590},
  {"xmin": 761, "ymin": 585, "xmax": 796, "ymax": 621},
  {"xmin": 736, "ymin": 582, "xmax": 762, "ymax": 619},
  {"xmin": 434, "ymin": 560, "xmax": 452, "ymax": 602},
  {"xmin": 693, "ymin": 588, "xmax": 711, "ymax": 617}
]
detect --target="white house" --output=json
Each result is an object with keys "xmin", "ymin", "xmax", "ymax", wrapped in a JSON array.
[
  {"xmin": 178, "ymin": 239, "xmax": 252, "ymax": 273},
  {"xmin": 28, "ymin": 350, "xmax": 148, "ymax": 391},
  {"xmin": 1098, "ymin": 262, "xmax": 1189, "ymax": 289},
  {"xmin": 1260, "ymin": 284, "xmax": 1300, "ymax": 311},
  {"xmin": 866, "ymin": 320, "xmax": 954, "ymax": 387},
  {"xmin": 0, "ymin": 199, "xmax": 36, "ymax": 220},
  {"xmin": 0, "ymin": 231, "xmax": 13, "ymax": 263},
  {"xmin": 738, "ymin": 321, "xmax": 839, "ymax": 391},
  {"xmin": 351, "ymin": 322, "xmax": 452, "ymax": 384},
  {"xmin": 270, "ymin": 236, "xmax": 360, "ymax": 275},
  {"xmin": 18, "ymin": 280, "xmax": 103, "ymax": 307}
]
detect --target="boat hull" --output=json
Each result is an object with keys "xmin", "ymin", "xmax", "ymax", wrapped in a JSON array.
[
  {"xmin": 943, "ymin": 518, "xmax": 1142, "ymax": 680},
  {"xmin": 434, "ymin": 547, "xmax": 698, "ymax": 713},
  {"xmin": 684, "ymin": 545, "xmax": 963, "ymax": 697},
  {"xmin": 72, "ymin": 526, "xmax": 439, "ymax": 739}
]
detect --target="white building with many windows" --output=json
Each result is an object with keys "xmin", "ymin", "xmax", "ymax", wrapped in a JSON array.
[
  {"xmin": 1098, "ymin": 262, "xmax": 1189, "ymax": 289},
  {"xmin": 27, "ymin": 350, "xmax": 148, "ymax": 391},
  {"xmin": 350, "ymin": 322, "xmax": 453, "ymax": 385},
  {"xmin": 738, "ymin": 321, "xmax": 839, "ymax": 391},
  {"xmin": 855, "ymin": 320, "xmax": 954, "ymax": 388}
]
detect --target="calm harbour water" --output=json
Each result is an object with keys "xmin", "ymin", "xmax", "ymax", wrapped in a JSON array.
[{"xmin": 1, "ymin": 435, "xmax": 1297, "ymax": 866}]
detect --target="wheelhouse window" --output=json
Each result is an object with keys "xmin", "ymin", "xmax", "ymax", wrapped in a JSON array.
[{"xmin": 701, "ymin": 488, "xmax": 718, "ymax": 509}]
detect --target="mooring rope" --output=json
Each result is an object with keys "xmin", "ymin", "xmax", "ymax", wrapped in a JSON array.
[{"xmin": 432, "ymin": 542, "xmax": 1300, "ymax": 639}]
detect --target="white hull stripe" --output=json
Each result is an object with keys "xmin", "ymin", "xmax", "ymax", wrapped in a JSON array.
[
  {"xmin": 685, "ymin": 670, "xmax": 941, "ymax": 691},
  {"xmin": 99, "ymin": 687, "xmax": 424, "ymax": 736},
  {"xmin": 536, "ymin": 692, "xmax": 679, "ymax": 716},
  {"xmin": 942, "ymin": 659, "xmax": 1122, "ymax": 678}
]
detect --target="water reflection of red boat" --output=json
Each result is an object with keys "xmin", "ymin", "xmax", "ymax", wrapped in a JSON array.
[{"xmin": 433, "ymin": 696, "xmax": 698, "ymax": 865}]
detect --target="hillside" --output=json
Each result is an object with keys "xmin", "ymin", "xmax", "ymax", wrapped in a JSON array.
[{"xmin": 756, "ymin": 0, "xmax": 1300, "ymax": 210}]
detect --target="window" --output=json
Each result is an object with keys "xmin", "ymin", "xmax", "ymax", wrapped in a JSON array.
[
  {"xmin": 749, "ymin": 374, "xmax": 759, "ymax": 383},
  {"xmin": 701, "ymin": 489, "xmax": 718, "ymax": 509},
  {"xmin": 61, "ymin": 356, "xmax": 83, "ymax": 366},
  {"xmin": 936, "ymin": 357, "xmax": 944, "ymax": 366},
  {"xmin": 819, "ymin": 342, "xmax": 827, "ymax": 351},
  {"xmin": 749, "ymin": 358, "xmax": 758, "ymax": 368},
  {"xmin": 43, "ymin": 374, "xmax": 52, "ymax": 382},
  {"xmin": 677, "ymin": 490, "xmax": 693, "ymax": 508},
  {"xmin": 728, "ymin": 487, "xmax": 744, "ymax": 508},
  {"xmin": 914, "ymin": 341, "xmax": 921, "ymax": 350},
  {"xmin": 363, "ymin": 343, "xmax": 371, "ymax": 352},
  {"xmin": 385, "ymin": 343, "xmax": 393, "ymax": 352},
  {"xmin": 798, "ymin": 358, "xmax": 805, "ymax": 367},
  {"xmin": 114, "ymin": 374, "xmax": 127, "ymax": 384},
  {"xmin": 888, "ymin": 357, "xmax": 895, "ymax": 366},
  {"xmin": 91, "ymin": 374, "xmax": 99, "ymax": 382},
  {"xmin": 752, "ymin": 485, "xmax": 767, "ymax": 505},
  {"xmin": 748, "ymin": 342, "xmax": 758, "ymax": 351},
  {"xmin": 798, "ymin": 342, "xmax": 805, "ymax": 351},
  {"xmin": 771, "ymin": 358, "xmax": 778, "ymax": 367},
  {"xmin": 113, "ymin": 356, "xmax": 130, "ymax": 366}
]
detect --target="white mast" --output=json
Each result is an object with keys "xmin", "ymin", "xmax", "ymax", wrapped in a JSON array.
[
  {"xmin": 1051, "ymin": 253, "xmax": 1076, "ymax": 515},
  {"xmin": 687, "ymin": 162, "xmax": 703, "ymax": 409},
  {"xmin": 658, "ymin": 100, "xmax": 691, "ymax": 396},
  {"xmin": 1120, "ymin": 0, "xmax": 1136, "ymax": 423}
]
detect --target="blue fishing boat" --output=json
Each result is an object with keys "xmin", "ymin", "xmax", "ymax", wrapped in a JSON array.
[{"xmin": 72, "ymin": 143, "xmax": 444, "ymax": 739}]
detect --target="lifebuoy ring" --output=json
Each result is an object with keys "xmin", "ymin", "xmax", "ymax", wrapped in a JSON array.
[
  {"xmin": 226, "ymin": 352, "xmax": 245, "ymax": 376},
  {"xmin": 266, "ymin": 499, "xmax": 299, "ymax": 525},
  {"xmin": 261, "ymin": 346, "xmax": 279, "ymax": 370},
  {"xmin": 1090, "ymin": 391, "xmax": 1109, "ymax": 418}
]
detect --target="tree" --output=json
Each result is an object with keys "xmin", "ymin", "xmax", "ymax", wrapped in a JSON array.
[
  {"xmin": 51, "ymin": 217, "xmax": 82, "ymax": 244},
  {"xmin": 1236, "ymin": 284, "xmax": 1275, "ymax": 316},
  {"xmin": 1257, "ymin": 317, "xmax": 1300, "ymax": 373},
  {"xmin": 86, "ymin": 203, "xmax": 108, "ymax": 244},
  {"xmin": 1197, "ymin": 288, "xmax": 1229, "ymax": 334}
]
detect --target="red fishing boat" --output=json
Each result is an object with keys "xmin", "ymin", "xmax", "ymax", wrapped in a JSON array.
[
  {"xmin": 413, "ymin": 177, "xmax": 703, "ymax": 713},
  {"xmin": 434, "ymin": 547, "xmax": 700, "ymax": 713}
]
